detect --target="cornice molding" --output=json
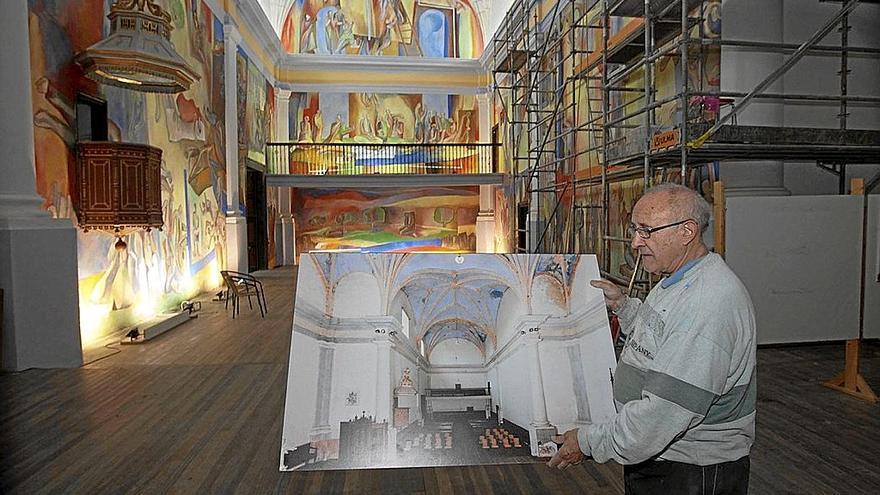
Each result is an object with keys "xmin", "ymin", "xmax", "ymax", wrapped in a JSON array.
[
  {"xmin": 278, "ymin": 83, "xmax": 489, "ymax": 95},
  {"xmin": 227, "ymin": 0, "xmax": 282, "ymax": 84},
  {"xmin": 278, "ymin": 53, "xmax": 483, "ymax": 74}
]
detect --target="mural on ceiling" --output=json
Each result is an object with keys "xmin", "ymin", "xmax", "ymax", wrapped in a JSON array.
[
  {"xmin": 280, "ymin": 0, "xmax": 484, "ymax": 58},
  {"xmin": 269, "ymin": 91, "xmax": 482, "ymax": 175},
  {"xmin": 28, "ymin": 0, "xmax": 229, "ymax": 344},
  {"xmin": 280, "ymin": 253, "xmax": 617, "ymax": 470},
  {"xmin": 291, "ymin": 187, "xmax": 480, "ymax": 255}
]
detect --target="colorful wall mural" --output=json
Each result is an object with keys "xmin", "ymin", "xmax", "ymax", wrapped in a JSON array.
[
  {"xmin": 236, "ymin": 49, "xmax": 276, "ymax": 266},
  {"xmin": 289, "ymin": 91, "xmax": 479, "ymax": 144},
  {"xmin": 280, "ymin": 0, "xmax": 484, "ymax": 58},
  {"xmin": 28, "ymin": 0, "xmax": 235, "ymax": 345},
  {"xmin": 291, "ymin": 187, "xmax": 480, "ymax": 254},
  {"xmin": 270, "ymin": 91, "xmax": 484, "ymax": 176}
]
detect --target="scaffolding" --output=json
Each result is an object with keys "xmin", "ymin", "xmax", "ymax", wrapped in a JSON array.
[
  {"xmin": 493, "ymin": 0, "xmax": 600, "ymax": 256},
  {"xmin": 492, "ymin": 0, "xmax": 880, "ymax": 289}
]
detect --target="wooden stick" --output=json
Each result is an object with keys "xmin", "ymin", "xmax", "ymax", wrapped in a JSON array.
[
  {"xmin": 713, "ymin": 181, "xmax": 726, "ymax": 258},
  {"xmin": 627, "ymin": 252, "xmax": 642, "ymax": 297}
]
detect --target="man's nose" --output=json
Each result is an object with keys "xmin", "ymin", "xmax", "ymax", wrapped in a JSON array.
[{"xmin": 631, "ymin": 234, "xmax": 644, "ymax": 250}]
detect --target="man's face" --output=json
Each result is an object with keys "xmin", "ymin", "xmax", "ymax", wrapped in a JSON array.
[{"xmin": 629, "ymin": 192, "xmax": 688, "ymax": 275}]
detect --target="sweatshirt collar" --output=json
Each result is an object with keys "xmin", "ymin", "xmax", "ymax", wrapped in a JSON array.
[{"xmin": 661, "ymin": 254, "xmax": 708, "ymax": 289}]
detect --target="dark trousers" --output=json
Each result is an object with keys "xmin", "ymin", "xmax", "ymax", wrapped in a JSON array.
[{"xmin": 624, "ymin": 456, "xmax": 750, "ymax": 495}]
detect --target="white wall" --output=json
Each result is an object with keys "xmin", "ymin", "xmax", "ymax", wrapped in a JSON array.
[
  {"xmin": 726, "ymin": 195, "xmax": 863, "ymax": 344},
  {"xmin": 297, "ymin": 255, "xmax": 326, "ymax": 312},
  {"xmin": 280, "ymin": 332, "xmax": 321, "ymax": 449},
  {"xmin": 334, "ymin": 272, "xmax": 382, "ymax": 317},
  {"xmin": 540, "ymin": 342, "xmax": 578, "ymax": 428},
  {"xmin": 543, "ymin": 337, "xmax": 617, "ymax": 430},
  {"xmin": 779, "ymin": 0, "xmax": 880, "ymax": 195},
  {"xmin": 495, "ymin": 289, "xmax": 525, "ymax": 348},
  {"xmin": 427, "ymin": 368, "xmax": 490, "ymax": 412},
  {"xmin": 429, "ymin": 338, "xmax": 484, "ymax": 365},
  {"xmin": 721, "ymin": 0, "xmax": 880, "ymax": 195},
  {"xmin": 428, "ymin": 369, "xmax": 488, "ymax": 389},
  {"xmin": 482, "ymin": 0, "xmax": 517, "ymax": 50},
  {"xmin": 781, "ymin": 0, "xmax": 880, "ymax": 130},
  {"xmin": 493, "ymin": 346, "xmax": 531, "ymax": 429},
  {"xmin": 531, "ymin": 274, "xmax": 568, "ymax": 316},
  {"xmin": 329, "ymin": 343, "xmax": 379, "ymax": 437}
]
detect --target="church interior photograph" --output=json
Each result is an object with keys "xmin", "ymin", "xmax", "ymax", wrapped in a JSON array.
[
  {"xmin": 280, "ymin": 253, "xmax": 616, "ymax": 470},
  {"xmin": 1, "ymin": 0, "xmax": 879, "ymax": 493}
]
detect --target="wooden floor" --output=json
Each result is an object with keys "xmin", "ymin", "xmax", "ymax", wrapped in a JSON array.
[{"xmin": 1, "ymin": 266, "xmax": 879, "ymax": 494}]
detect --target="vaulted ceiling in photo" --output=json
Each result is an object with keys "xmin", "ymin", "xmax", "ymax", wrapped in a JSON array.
[{"xmin": 305, "ymin": 253, "xmax": 581, "ymax": 357}]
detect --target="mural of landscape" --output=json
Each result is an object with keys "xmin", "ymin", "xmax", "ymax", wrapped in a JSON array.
[
  {"xmin": 291, "ymin": 187, "xmax": 480, "ymax": 254},
  {"xmin": 280, "ymin": 0, "xmax": 484, "ymax": 58}
]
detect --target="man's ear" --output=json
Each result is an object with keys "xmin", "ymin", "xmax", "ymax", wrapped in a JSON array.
[{"xmin": 681, "ymin": 220, "xmax": 699, "ymax": 245}]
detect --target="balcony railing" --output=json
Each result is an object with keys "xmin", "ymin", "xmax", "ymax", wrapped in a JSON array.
[{"xmin": 265, "ymin": 142, "xmax": 498, "ymax": 176}]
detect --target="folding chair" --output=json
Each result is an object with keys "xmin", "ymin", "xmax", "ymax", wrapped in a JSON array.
[{"xmin": 220, "ymin": 270, "xmax": 268, "ymax": 318}]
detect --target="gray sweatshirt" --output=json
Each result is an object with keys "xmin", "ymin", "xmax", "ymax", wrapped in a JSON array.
[{"xmin": 579, "ymin": 253, "xmax": 757, "ymax": 466}]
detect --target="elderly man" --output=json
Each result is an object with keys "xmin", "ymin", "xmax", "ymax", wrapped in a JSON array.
[{"xmin": 549, "ymin": 183, "xmax": 757, "ymax": 495}]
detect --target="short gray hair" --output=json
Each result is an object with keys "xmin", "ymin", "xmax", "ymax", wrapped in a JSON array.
[{"xmin": 643, "ymin": 183, "xmax": 712, "ymax": 233}]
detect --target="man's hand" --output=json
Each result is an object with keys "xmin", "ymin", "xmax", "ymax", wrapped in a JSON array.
[
  {"xmin": 547, "ymin": 429, "xmax": 585, "ymax": 470},
  {"xmin": 591, "ymin": 279, "xmax": 626, "ymax": 312}
]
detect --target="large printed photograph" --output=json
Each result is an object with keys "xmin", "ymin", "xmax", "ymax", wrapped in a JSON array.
[{"xmin": 280, "ymin": 253, "xmax": 617, "ymax": 471}]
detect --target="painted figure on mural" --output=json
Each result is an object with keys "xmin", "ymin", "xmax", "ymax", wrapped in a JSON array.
[
  {"xmin": 325, "ymin": 114, "xmax": 351, "ymax": 142},
  {"xmin": 299, "ymin": 115, "xmax": 314, "ymax": 142},
  {"xmin": 413, "ymin": 102, "xmax": 427, "ymax": 142},
  {"xmin": 282, "ymin": 0, "xmax": 482, "ymax": 57},
  {"xmin": 313, "ymin": 110, "xmax": 324, "ymax": 142},
  {"xmin": 301, "ymin": 13, "xmax": 318, "ymax": 53}
]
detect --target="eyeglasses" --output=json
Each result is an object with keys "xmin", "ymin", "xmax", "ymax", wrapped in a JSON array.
[{"xmin": 627, "ymin": 219, "xmax": 692, "ymax": 239}]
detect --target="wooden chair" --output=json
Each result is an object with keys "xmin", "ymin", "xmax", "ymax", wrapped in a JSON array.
[{"xmin": 220, "ymin": 270, "xmax": 267, "ymax": 318}]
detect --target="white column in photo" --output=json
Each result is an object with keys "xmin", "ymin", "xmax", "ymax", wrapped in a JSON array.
[
  {"xmin": 375, "ymin": 336, "xmax": 396, "ymax": 460},
  {"xmin": 566, "ymin": 344, "xmax": 592, "ymax": 425},
  {"xmin": 491, "ymin": 367, "xmax": 504, "ymax": 423},
  {"xmin": 374, "ymin": 337, "xmax": 393, "ymax": 423},
  {"xmin": 524, "ymin": 332, "xmax": 556, "ymax": 455},
  {"xmin": 310, "ymin": 342, "xmax": 335, "ymax": 459},
  {"xmin": 223, "ymin": 24, "xmax": 247, "ymax": 272},
  {"xmin": 525, "ymin": 334, "xmax": 550, "ymax": 428},
  {"xmin": 0, "ymin": 0, "xmax": 81, "ymax": 370}
]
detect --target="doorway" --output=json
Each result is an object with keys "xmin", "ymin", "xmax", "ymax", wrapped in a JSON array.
[{"xmin": 246, "ymin": 167, "xmax": 268, "ymax": 271}]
